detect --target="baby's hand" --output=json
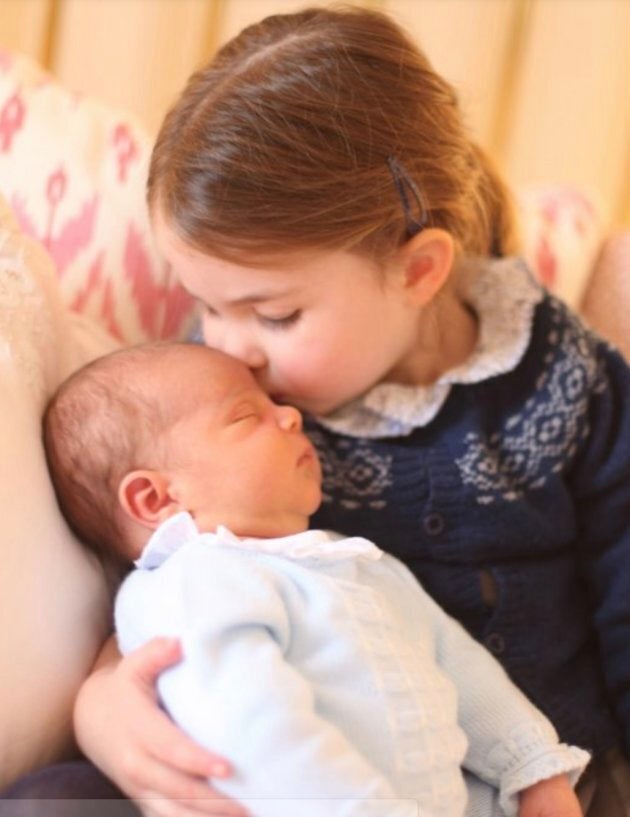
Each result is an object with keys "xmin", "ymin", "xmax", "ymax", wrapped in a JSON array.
[
  {"xmin": 74, "ymin": 636, "xmax": 250, "ymax": 817},
  {"xmin": 518, "ymin": 774, "xmax": 583, "ymax": 817}
]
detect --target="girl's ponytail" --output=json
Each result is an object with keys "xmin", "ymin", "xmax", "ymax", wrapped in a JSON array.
[{"xmin": 467, "ymin": 143, "xmax": 520, "ymax": 258}]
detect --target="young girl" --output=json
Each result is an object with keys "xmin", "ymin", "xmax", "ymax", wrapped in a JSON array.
[{"xmin": 3, "ymin": 6, "xmax": 629, "ymax": 817}]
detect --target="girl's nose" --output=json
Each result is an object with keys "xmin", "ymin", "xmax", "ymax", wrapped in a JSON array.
[
  {"xmin": 276, "ymin": 404, "xmax": 302, "ymax": 432},
  {"xmin": 204, "ymin": 321, "xmax": 267, "ymax": 369},
  {"xmin": 236, "ymin": 345, "xmax": 267, "ymax": 369}
]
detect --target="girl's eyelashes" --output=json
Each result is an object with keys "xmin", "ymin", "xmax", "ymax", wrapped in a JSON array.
[
  {"xmin": 256, "ymin": 310, "xmax": 302, "ymax": 329},
  {"xmin": 200, "ymin": 301, "xmax": 302, "ymax": 330}
]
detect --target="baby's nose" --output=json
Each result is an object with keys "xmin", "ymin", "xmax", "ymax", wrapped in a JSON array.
[{"xmin": 276, "ymin": 404, "xmax": 302, "ymax": 432}]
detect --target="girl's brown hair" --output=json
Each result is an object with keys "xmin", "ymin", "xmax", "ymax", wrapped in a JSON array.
[{"xmin": 148, "ymin": 5, "xmax": 518, "ymax": 264}]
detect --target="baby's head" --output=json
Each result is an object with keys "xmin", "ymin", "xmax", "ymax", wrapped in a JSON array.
[{"xmin": 43, "ymin": 343, "xmax": 322, "ymax": 563}]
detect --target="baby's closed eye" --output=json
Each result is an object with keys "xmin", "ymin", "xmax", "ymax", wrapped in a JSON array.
[{"xmin": 230, "ymin": 408, "xmax": 260, "ymax": 424}]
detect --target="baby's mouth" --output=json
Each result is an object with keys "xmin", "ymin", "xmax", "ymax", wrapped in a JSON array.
[{"xmin": 297, "ymin": 444, "xmax": 317, "ymax": 469}]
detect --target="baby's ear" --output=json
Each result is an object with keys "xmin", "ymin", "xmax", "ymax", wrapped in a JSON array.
[
  {"xmin": 398, "ymin": 228, "xmax": 454, "ymax": 306},
  {"xmin": 118, "ymin": 470, "xmax": 178, "ymax": 529}
]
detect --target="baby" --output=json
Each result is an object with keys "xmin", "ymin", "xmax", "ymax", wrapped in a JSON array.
[{"xmin": 43, "ymin": 342, "xmax": 589, "ymax": 817}]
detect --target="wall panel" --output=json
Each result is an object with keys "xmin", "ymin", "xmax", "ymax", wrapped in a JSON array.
[
  {"xmin": 385, "ymin": 0, "xmax": 518, "ymax": 146},
  {"xmin": 0, "ymin": 0, "xmax": 628, "ymax": 225},
  {"xmin": 0, "ymin": 0, "xmax": 53, "ymax": 63},
  {"xmin": 50, "ymin": 0, "xmax": 220, "ymax": 133},
  {"xmin": 501, "ymin": 0, "xmax": 630, "ymax": 224}
]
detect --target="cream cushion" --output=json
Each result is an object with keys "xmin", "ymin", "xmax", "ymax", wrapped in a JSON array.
[{"xmin": 0, "ymin": 194, "xmax": 115, "ymax": 789}]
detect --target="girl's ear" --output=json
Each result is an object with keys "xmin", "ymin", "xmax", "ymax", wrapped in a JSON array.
[
  {"xmin": 397, "ymin": 228, "xmax": 455, "ymax": 306},
  {"xmin": 118, "ymin": 470, "xmax": 179, "ymax": 530}
]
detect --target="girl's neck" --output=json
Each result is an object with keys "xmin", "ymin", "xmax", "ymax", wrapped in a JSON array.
[{"xmin": 386, "ymin": 280, "xmax": 479, "ymax": 387}]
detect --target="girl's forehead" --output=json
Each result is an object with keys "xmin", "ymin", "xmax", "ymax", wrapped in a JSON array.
[{"xmin": 154, "ymin": 220, "xmax": 380, "ymax": 299}]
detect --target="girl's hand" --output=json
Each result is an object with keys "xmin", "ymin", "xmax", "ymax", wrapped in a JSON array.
[
  {"xmin": 518, "ymin": 774, "xmax": 583, "ymax": 817},
  {"xmin": 74, "ymin": 636, "xmax": 250, "ymax": 817}
]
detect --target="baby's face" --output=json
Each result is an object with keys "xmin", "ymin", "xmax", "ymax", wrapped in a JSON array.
[{"xmin": 158, "ymin": 347, "xmax": 322, "ymax": 538}]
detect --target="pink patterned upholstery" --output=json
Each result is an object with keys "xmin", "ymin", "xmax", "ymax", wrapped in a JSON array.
[
  {"xmin": 0, "ymin": 50, "xmax": 194, "ymax": 345},
  {"xmin": 518, "ymin": 184, "xmax": 603, "ymax": 309}
]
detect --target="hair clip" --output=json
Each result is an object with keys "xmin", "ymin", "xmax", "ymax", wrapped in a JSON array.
[{"xmin": 386, "ymin": 155, "xmax": 429, "ymax": 238}]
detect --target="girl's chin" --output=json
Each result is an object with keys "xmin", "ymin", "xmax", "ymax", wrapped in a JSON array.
[{"xmin": 271, "ymin": 390, "xmax": 351, "ymax": 418}]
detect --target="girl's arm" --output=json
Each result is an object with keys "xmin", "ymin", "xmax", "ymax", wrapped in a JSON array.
[
  {"xmin": 569, "ymin": 337, "xmax": 630, "ymax": 754},
  {"xmin": 73, "ymin": 634, "xmax": 249, "ymax": 817}
]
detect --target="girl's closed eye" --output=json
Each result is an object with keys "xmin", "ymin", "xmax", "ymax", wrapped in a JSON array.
[{"xmin": 256, "ymin": 310, "xmax": 302, "ymax": 330}]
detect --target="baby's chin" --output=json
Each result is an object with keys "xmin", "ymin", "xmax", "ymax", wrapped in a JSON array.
[{"xmin": 220, "ymin": 506, "xmax": 320, "ymax": 540}]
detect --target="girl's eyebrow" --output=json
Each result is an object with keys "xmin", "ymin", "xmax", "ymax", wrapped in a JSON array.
[
  {"xmin": 228, "ymin": 291, "xmax": 281, "ymax": 306},
  {"xmin": 194, "ymin": 289, "xmax": 298, "ymax": 309}
]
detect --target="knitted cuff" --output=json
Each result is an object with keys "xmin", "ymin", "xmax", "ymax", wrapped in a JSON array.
[{"xmin": 497, "ymin": 743, "xmax": 591, "ymax": 817}]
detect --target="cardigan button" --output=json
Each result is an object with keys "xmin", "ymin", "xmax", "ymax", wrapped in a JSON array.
[
  {"xmin": 484, "ymin": 632, "xmax": 506, "ymax": 655},
  {"xmin": 423, "ymin": 512, "xmax": 445, "ymax": 536}
]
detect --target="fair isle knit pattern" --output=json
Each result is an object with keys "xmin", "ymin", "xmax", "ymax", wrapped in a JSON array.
[
  {"xmin": 316, "ymin": 436, "xmax": 394, "ymax": 511},
  {"xmin": 455, "ymin": 295, "xmax": 608, "ymax": 505}
]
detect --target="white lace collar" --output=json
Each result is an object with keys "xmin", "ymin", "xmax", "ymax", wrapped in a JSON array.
[
  {"xmin": 315, "ymin": 256, "xmax": 543, "ymax": 439},
  {"xmin": 134, "ymin": 511, "xmax": 383, "ymax": 570}
]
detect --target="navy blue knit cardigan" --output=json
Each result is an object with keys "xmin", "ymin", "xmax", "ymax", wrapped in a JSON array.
[{"xmin": 309, "ymin": 292, "xmax": 630, "ymax": 760}]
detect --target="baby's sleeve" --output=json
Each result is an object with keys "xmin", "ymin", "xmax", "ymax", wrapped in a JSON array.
[
  {"xmin": 116, "ymin": 546, "xmax": 419, "ymax": 817},
  {"xmin": 390, "ymin": 561, "xmax": 589, "ymax": 817}
]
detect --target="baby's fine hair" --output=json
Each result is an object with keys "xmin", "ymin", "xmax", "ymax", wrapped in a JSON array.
[
  {"xmin": 43, "ymin": 343, "xmax": 196, "ymax": 562},
  {"xmin": 148, "ymin": 5, "xmax": 517, "ymax": 264}
]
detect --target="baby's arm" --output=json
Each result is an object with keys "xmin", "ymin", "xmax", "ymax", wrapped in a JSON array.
[
  {"xmin": 390, "ymin": 564, "xmax": 588, "ymax": 817},
  {"xmin": 115, "ymin": 545, "xmax": 419, "ymax": 817}
]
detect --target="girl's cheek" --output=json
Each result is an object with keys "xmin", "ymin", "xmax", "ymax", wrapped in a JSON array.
[
  {"xmin": 287, "ymin": 350, "xmax": 324, "ymax": 383},
  {"xmin": 201, "ymin": 315, "xmax": 214, "ymax": 346},
  {"xmin": 201, "ymin": 314, "xmax": 226, "ymax": 349}
]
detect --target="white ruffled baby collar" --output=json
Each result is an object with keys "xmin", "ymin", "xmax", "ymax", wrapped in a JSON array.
[
  {"xmin": 314, "ymin": 256, "xmax": 543, "ymax": 438},
  {"xmin": 135, "ymin": 511, "xmax": 383, "ymax": 570}
]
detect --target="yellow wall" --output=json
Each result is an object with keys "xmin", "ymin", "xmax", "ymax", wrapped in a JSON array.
[{"xmin": 1, "ymin": 0, "xmax": 629, "ymax": 225}]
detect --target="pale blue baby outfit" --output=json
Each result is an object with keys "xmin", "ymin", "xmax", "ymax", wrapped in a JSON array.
[{"xmin": 115, "ymin": 512, "xmax": 588, "ymax": 817}]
